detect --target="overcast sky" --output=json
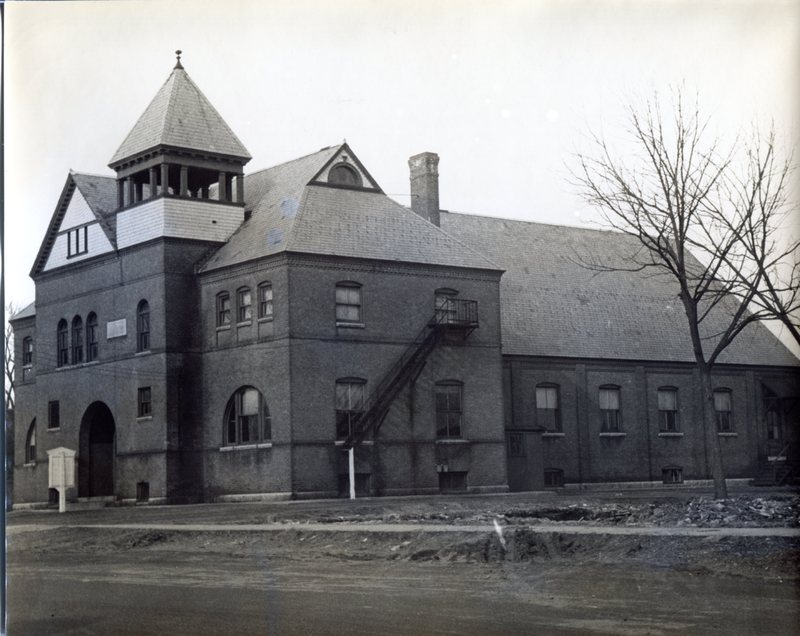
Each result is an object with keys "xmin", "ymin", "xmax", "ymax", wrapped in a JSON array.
[{"xmin": 5, "ymin": 1, "xmax": 799, "ymax": 330}]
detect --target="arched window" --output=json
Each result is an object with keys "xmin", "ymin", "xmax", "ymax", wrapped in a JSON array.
[
  {"xmin": 72, "ymin": 316, "xmax": 84, "ymax": 364},
  {"xmin": 657, "ymin": 387, "xmax": 679, "ymax": 432},
  {"xmin": 258, "ymin": 282, "xmax": 273, "ymax": 320},
  {"xmin": 335, "ymin": 378, "xmax": 367, "ymax": 440},
  {"xmin": 137, "ymin": 300, "xmax": 150, "ymax": 352},
  {"xmin": 22, "ymin": 337, "xmax": 33, "ymax": 366},
  {"xmin": 237, "ymin": 287, "xmax": 252, "ymax": 323},
  {"xmin": 435, "ymin": 380, "xmax": 463, "ymax": 438},
  {"xmin": 86, "ymin": 312, "xmax": 98, "ymax": 362},
  {"xmin": 216, "ymin": 292, "xmax": 231, "ymax": 327},
  {"xmin": 599, "ymin": 385, "xmax": 621, "ymax": 432},
  {"xmin": 714, "ymin": 388, "xmax": 733, "ymax": 432},
  {"xmin": 224, "ymin": 386, "xmax": 271, "ymax": 446},
  {"xmin": 536, "ymin": 383, "xmax": 561, "ymax": 432},
  {"xmin": 57, "ymin": 319, "xmax": 69, "ymax": 367},
  {"xmin": 328, "ymin": 163, "xmax": 363, "ymax": 187},
  {"xmin": 335, "ymin": 282, "xmax": 362, "ymax": 324},
  {"xmin": 25, "ymin": 419, "xmax": 36, "ymax": 464}
]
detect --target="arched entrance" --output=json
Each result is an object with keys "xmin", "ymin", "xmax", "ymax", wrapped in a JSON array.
[{"xmin": 79, "ymin": 402, "xmax": 116, "ymax": 497}]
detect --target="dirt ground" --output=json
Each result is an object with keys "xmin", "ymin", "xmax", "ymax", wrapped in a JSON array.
[{"xmin": 7, "ymin": 489, "xmax": 800, "ymax": 635}]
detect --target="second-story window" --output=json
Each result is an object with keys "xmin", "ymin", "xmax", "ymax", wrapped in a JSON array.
[
  {"xmin": 86, "ymin": 312, "xmax": 98, "ymax": 362},
  {"xmin": 217, "ymin": 292, "xmax": 231, "ymax": 327},
  {"xmin": 72, "ymin": 316, "xmax": 84, "ymax": 364},
  {"xmin": 22, "ymin": 337, "xmax": 33, "ymax": 366},
  {"xmin": 599, "ymin": 386, "xmax": 621, "ymax": 432},
  {"xmin": 335, "ymin": 282, "xmax": 362, "ymax": 323},
  {"xmin": 536, "ymin": 384, "xmax": 561, "ymax": 432},
  {"xmin": 57, "ymin": 319, "xmax": 69, "ymax": 367},
  {"xmin": 138, "ymin": 387, "xmax": 152, "ymax": 418},
  {"xmin": 658, "ymin": 387, "xmax": 679, "ymax": 432},
  {"xmin": 258, "ymin": 283, "xmax": 273, "ymax": 320},
  {"xmin": 137, "ymin": 300, "xmax": 150, "ymax": 352},
  {"xmin": 237, "ymin": 287, "xmax": 252, "ymax": 322}
]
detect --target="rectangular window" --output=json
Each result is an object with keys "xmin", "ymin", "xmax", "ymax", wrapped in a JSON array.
[
  {"xmin": 536, "ymin": 385, "xmax": 561, "ymax": 431},
  {"xmin": 658, "ymin": 388, "xmax": 679, "ymax": 432},
  {"xmin": 436, "ymin": 383, "xmax": 463, "ymax": 438},
  {"xmin": 136, "ymin": 481, "xmax": 150, "ymax": 502},
  {"xmin": 438, "ymin": 471, "xmax": 467, "ymax": 492},
  {"xmin": 335, "ymin": 284, "xmax": 362, "ymax": 323},
  {"xmin": 48, "ymin": 401, "xmax": 60, "ymax": 430},
  {"xmin": 238, "ymin": 288, "xmax": 252, "ymax": 322},
  {"xmin": 67, "ymin": 226, "xmax": 89, "ymax": 257},
  {"xmin": 258, "ymin": 284, "xmax": 273, "ymax": 319},
  {"xmin": 336, "ymin": 381, "xmax": 366, "ymax": 440},
  {"xmin": 599, "ymin": 387, "xmax": 621, "ymax": 432},
  {"xmin": 544, "ymin": 469, "xmax": 564, "ymax": 487},
  {"xmin": 662, "ymin": 467, "xmax": 683, "ymax": 484},
  {"xmin": 138, "ymin": 387, "xmax": 152, "ymax": 418},
  {"xmin": 714, "ymin": 390, "xmax": 733, "ymax": 432},
  {"xmin": 217, "ymin": 293, "xmax": 231, "ymax": 327},
  {"xmin": 57, "ymin": 324, "xmax": 69, "ymax": 367},
  {"xmin": 22, "ymin": 338, "xmax": 33, "ymax": 366},
  {"xmin": 508, "ymin": 432, "xmax": 525, "ymax": 457}
]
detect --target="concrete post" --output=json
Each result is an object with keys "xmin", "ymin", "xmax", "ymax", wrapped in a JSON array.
[
  {"xmin": 218, "ymin": 172, "xmax": 227, "ymax": 202},
  {"xmin": 180, "ymin": 166, "xmax": 189, "ymax": 197},
  {"xmin": 117, "ymin": 179, "xmax": 125, "ymax": 208},
  {"xmin": 348, "ymin": 447, "xmax": 356, "ymax": 500},
  {"xmin": 149, "ymin": 168, "xmax": 158, "ymax": 198},
  {"xmin": 134, "ymin": 181, "xmax": 143, "ymax": 203},
  {"xmin": 225, "ymin": 174, "xmax": 234, "ymax": 202},
  {"xmin": 161, "ymin": 163, "xmax": 170, "ymax": 196},
  {"xmin": 236, "ymin": 174, "xmax": 245, "ymax": 203},
  {"xmin": 126, "ymin": 178, "xmax": 135, "ymax": 206}
]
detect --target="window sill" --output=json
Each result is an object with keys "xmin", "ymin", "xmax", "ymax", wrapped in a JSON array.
[
  {"xmin": 46, "ymin": 427, "xmax": 60, "ymax": 433},
  {"xmin": 334, "ymin": 440, "xmax": 374, "ymax": 446},
  {"xmin": 216, "ymin": 325, "xmax": 231, "ymax": 332},
  {"xmin": 220, "ymin": 442, "xmax": 273, "ymax": 452},
  {"xmin": 336, "ymin": 322, "xmax": 365, "ymax": 329},
  {"xmin": 542, "ymin": 432, "xmax": 565, "ymax": 438},
  {"xmin": 23, "ymin": 462, "xmax": 36, "ymax": 468},
  {"xmin": 435, "ymin": 438, "xmax": 469, "ymax": 444},
  {"xmin": 658, "ymin": 432, "xmax": 684, "ymax": 437},
  {"xmin": 718, "ymin": 432, "xmax": 738, "ymax": 437},
  {"xmin": 134, "ymin": 350, "xmax": 151, "ymax": 356},
  {"xmin": 236, "ymin": 320, "xmax": 253, "ymax": 327},
  {"xmin": 257, "ymin": 317, "xmax": 274, "ymax": 323},
  {"xmin": 599, "ymin": 432, "xmax": 626, "ymax": 438},
  {"xmin": 137, "ymin": 416, "xmax": 153, "ymax": 422}
]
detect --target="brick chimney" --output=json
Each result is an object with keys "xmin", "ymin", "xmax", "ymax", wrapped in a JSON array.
[{"xmin": 409, "ymin": 152, "xmax": 440, "ymax": 227}]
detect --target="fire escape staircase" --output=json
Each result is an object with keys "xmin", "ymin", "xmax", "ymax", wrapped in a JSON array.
[{"xmin": 342, "ymin": 298, "xmax": 478, "ymax": 450}]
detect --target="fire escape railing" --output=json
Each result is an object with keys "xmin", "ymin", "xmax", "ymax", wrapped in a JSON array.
[{"xmin": 342, "ymin": 298, "xmax": 478, "ymax": 449}]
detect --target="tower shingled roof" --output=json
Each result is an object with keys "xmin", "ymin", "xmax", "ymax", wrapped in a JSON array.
[{"xmin": 109, "ymin": 63, "xmax": 251, "ymax": 166}]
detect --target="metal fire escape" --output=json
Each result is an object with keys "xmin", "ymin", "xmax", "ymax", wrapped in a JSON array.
[{"xmin": 342, "ymin": 298, "xmax": 479, "ymax": 450}]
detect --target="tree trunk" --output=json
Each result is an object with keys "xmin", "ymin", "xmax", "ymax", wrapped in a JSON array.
[{"xmin": 698, "ymin": 364, "xmax": 728, "ymax": 499}]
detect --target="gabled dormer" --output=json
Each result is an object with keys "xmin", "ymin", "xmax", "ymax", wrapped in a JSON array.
[
  {"xmin": 308, "ymin": 143, "xmax": 383, "ymax": 193},
  {"xmin": 108, "ymin": 51, "xmax": 252, "ymax": 249}
]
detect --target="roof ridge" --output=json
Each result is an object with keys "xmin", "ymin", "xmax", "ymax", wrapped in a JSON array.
[
  {"xmin": 245, "ymin": 144, "xmax": 343, "ymax": 178},
  {"xmin": 71, "ymin": 170, "xmax": 116, "ymax": 180},
  {"xmin": 440, "ymin": 209, "xmax": 621, "ymax": 236}
]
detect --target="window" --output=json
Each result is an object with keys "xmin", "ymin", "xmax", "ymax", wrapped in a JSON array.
[
  {"xmin": 224, "ymin": 386, "xmax": 271, "ymax": 445},
  {"xmin": 217, "ymin": 292, "xmax": 231, "ymax": 327},
  {"xmin": 435, "ymin": 381, "xmax": 463, "ymax": 438},
  {"xmin": 766, "ymin": 407, "xmax": 782, "ymax": 441},
  {"xmin": 435, "ymin": 288, "xmax": 458, "ymax": 324},
  {"xmin": 658, "ymin": 387, "xmax": 679, "ymax": 432},
  {"xmin": 335, "ymin": 282, "xmax": 362, "ymax": 323},
  {"xmin": 662, "ymin": 467, "xmax": 683, "ymax": 484},
  {"xmin": 137, "ymin": 300, "xmax": 150, "ymax": 352},
  {"xmin": 72, "ymin": 316, "xmax": 84, "ymax": 364},
  {"xmin": 67, "ymin": 226, "xmax": 88, "ymax": 257},
  {"xmin": 136, "ymin": 481, "xmax": 150, "ymax": 502},
  {"xmin": 328, "ymin": 163, "xmax": 363, "ymax": 187},
  {"xmin": 714, "ymin": 389, "xmax": 733, "ymax": 432},
  {"xmin": 138, "ymin": 387, "xmax": 152, "ymax": 418},
  {"xmin": 508, "ymin": 432, "xmax": 525, "ymax": 457},
  {"xmin": 22, "ymin": 337, "xmax": 33, "ymax": 366},
  {"xmin": 536, "ymin": 384, "xmax": 561, "ymax": 432},
  {"xmin": 86, "ymin": 312, "xmax": 98, "ymax": 362},
  {"xmin": 237, "ymin": 287, "xmax": 252, "ymax": 322},
  {"xmin": 336, "ymin": 379, "xmax": 366, "ymax": 440},
  {"xmin": 258, "ymin": 283, "xmax": 273, "ymax": 320},
  {"xmin": 57, "ymin": 319, "xmax": 69, "ymax": 367},
  {"xmin": 48, "ymin": 401, "xmax": 60, "ymax": 430},
  {"xmin": 25, "ymin": 419, "xmax": 36, "ymax": 463},
  {"xmin": 439, "ymin": 471, "xmax": 467, "ymax": 492},
  {"xmin": 599, "ymin": 386, "xmax": 621, "ymax": 432},
  {"xmin": 544, "ymin": 468, "xmax": 564, "ymax": 487}
]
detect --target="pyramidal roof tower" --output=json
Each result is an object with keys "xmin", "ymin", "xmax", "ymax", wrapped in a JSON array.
[{"xmin": 107, "ymin": 51, "xmax": 251, "ymax": 249}]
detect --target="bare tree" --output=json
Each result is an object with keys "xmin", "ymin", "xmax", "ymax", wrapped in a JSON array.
[{"xmin": 573, "ymin": 91, "xmax": 797, "ymax": 499}]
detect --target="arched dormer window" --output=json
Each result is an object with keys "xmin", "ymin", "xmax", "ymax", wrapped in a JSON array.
[
  {"xmin": 57, "ymin": 319, "xmax": 69, "ymax": 367},
  {"xmin": 328, "ymin": 163, "xmax": 363, "ymax": 187},
  {"xmin": 86, "ymin": 312, "xmax": 99, "ymax": 362},
  {"xmin": 72, "ymin": 316, "xmax": 84, "ymax": 364},
  {"xmin": 435, "ymin": 380, "xmax": 463, "ymax": 438},
  {"xmin": 224, "ymin": 386, "xmax": 271, "ymax": 446},
  {"xmin": 335, "ymin": 282, "xmax": 362, "ymax": 324},
  {"xmin": 25, "ymin": 419, "xmax": 37, "ymax": 464},
  {"xmin": 599, "ymin": 385, "xmax": 621, "ymax": 432},
  {"xmin": 137, "ymin": 300, "xmax": 150, "ymax": 352}
]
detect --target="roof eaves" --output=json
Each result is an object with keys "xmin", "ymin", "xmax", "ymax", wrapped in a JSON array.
[{"xmin": 30, "ymin": 173, "xmax": 78, "ymax": 277}]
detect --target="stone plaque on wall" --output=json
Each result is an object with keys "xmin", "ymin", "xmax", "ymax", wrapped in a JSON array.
[{"xmin": 107, "ymin": 318, "xmax": 127, "ymax": 339}]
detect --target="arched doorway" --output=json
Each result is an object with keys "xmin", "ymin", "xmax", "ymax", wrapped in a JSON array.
[{"xmin": 79, "ymin": 402, "xmax": 116, "ymax": 497}]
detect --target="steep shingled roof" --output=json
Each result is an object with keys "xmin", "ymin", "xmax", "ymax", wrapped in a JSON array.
[
  {"xmin": 10, "ymin": 302, "xmax": 35, "ymax": 322},
  {"xmin": 109, "ymin": 65, "xmax": 250, "ymax": 165},
  {"xmin": 200, "ymin": 146, "xmax": 499, "ymax": 273},
  {"xmin": 439, "ymin": 211, "xmax": 799, "ymax": 366}
]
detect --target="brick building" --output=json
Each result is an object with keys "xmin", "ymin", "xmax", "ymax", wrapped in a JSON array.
[{"xmin": 11, "ymin": 59, "xmax": 799, "ymax": 506}]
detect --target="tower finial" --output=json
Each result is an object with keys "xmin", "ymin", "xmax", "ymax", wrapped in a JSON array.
[{"xmin": 174, "ymin": 50, "xmax": 184, "ymax": 69}]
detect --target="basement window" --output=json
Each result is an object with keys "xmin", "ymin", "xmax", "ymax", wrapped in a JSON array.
[
  {"xmin": 662, "ymin": 467, "xmax": 683, "ymax": 484},
  {"xmin": 136, "ymin": 481, "xmax": 150, "ymax": 502},
  {"xmin": 337, "ymin": 473, "xmax": 371, "ymax": 497},
  {"xmin": 438, "ymin": 471, "xmax": 467, "ymax": 493},
  {"xmin": 544, "ymin": 468, "xmax": 564, "ymax": 488}
]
